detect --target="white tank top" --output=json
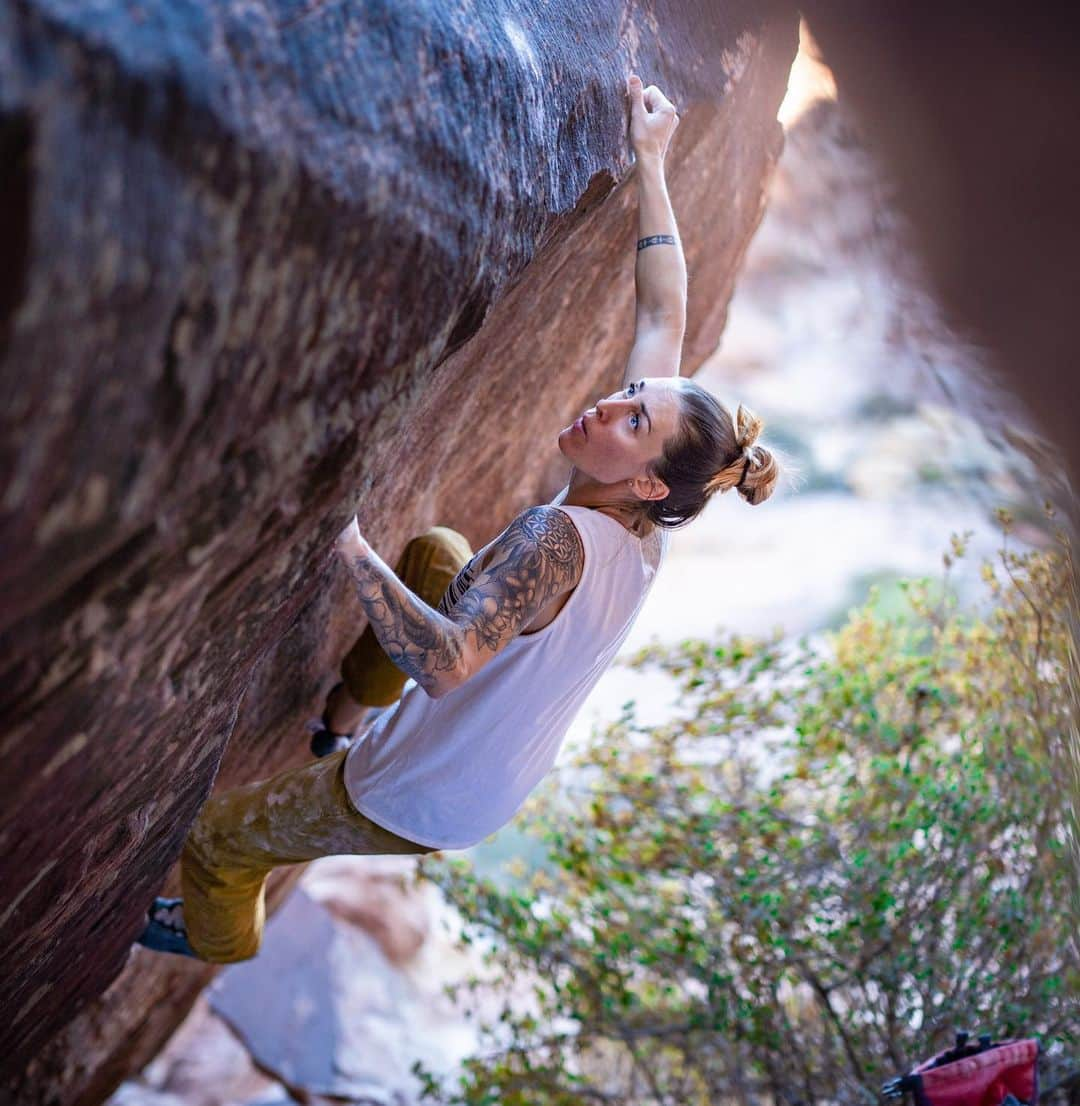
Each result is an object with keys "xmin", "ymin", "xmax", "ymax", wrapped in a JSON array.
[{"xmin": 343, "ymin": 503, "xmax": 668, "ymax": 849}]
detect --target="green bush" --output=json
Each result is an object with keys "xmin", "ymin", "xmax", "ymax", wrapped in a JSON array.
[{"xmin": 418, "ymin": 508, "xmax": 1078, "ymax": 1106}]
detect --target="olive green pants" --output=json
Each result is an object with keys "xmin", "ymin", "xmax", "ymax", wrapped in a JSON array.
[
  {"xmin": 180, "ymin": 526, "xmax": 472, "ymax": 963},
  {"xmin": 181, "ymin": 749, "xmax": 432, "ymax": 962}
]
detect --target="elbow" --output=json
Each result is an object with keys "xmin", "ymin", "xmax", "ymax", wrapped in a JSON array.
[
  {"xmin": 661, "ymin": 299, "xmax": 688, "ymax": 328},
  {"xmin": 425, "ymin": 655, "xmax": 473, "ymax": 699}
]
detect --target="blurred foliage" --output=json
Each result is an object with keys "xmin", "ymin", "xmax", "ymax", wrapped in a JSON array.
[{"xmin": 417, "ymin": 506, "xmax": 1078, "ymax": 1106}]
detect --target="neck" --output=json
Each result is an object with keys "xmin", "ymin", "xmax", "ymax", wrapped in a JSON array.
[{"xmin": 562, "ymin": 468, "xmax": 651, "ymax": 535}]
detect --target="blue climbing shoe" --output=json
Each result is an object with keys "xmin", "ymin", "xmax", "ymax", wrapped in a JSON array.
[{"xmin": 137, "ymin": 897, "xmax": 197, "ymax": 958}]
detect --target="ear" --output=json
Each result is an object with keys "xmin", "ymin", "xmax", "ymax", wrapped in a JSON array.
[{"xmin": 629, "ymin": 471, "xmax": 670, "ymax": 502}]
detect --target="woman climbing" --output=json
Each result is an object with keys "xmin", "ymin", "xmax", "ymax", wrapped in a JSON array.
[{"xmin": 139, "ymin": 74, "xmax": 779, "ymax": 961}]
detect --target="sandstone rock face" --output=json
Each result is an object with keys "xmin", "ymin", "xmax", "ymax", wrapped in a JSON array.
[
  {"xmin": 0, "ymin": 1, "xmax": 797, "ymax": 1101},
  {"xmin": 794, "ymin": 4, "xmax": 1080, "ymax": 497},
  {"xmin": 304, "ymin": 855, "xmax": 431, "ymax": 966},
  {"xmin": 208, "ymin": 888, "xmax": 451, "ymax": 1102},
  {"xmin": 794, "ymin": 0, "xmax": 1080, "ymax": 899}
]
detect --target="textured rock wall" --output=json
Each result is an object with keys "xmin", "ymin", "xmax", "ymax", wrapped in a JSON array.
[
  {"xmin": 0, "ymin": 0, "xmax": 797, "ymax": 1101},
  {"xmin": 794, "ymin": 2, "xmax": 1080, "ymax": 499},
  {"xmin": 795, "ymin": 0, "xmax": 1080, "ymax": 899}
]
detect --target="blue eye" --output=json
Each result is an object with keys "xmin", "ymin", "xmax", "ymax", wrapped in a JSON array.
[
  {"xmin": 626, "ymin": 381, "xmax": 637, "ymax": 396},
  {"xmin": 630, "ymin": 413, "xmax": 640, "ymax": 429}
]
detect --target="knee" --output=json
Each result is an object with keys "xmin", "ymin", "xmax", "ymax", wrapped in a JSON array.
[
  {"xmin": 406, "ymin": 526, "xmax": 471, "ymax": 564},
  {"xmin": 398, "ymin": 528, "xmax": 473, "ymax": 602}
]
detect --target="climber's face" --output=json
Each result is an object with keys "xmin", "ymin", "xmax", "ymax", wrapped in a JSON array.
[{"xmin": 557, "ymin": 376, "xmax": 683, "ymax": 486}]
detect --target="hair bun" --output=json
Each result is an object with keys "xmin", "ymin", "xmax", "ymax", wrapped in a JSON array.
[
  {"xmin": 734, "ymin": 404, "xmax": 763, "ymax": 452},
  {"xmin": 735, "ymin": 441, "xmax": 778, "ymax": 506},
  {"xmin": 642, "ymin": 381, "xmax": 781, "ymax": 528},
  {"xmin": 699, "ymin": 403, "xmax": 775, "ymax": 503}
]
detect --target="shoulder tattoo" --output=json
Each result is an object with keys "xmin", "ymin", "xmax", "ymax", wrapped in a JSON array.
[{"xmin": 449, "ymin": 506, "xmax": 584, "ymax": 653}]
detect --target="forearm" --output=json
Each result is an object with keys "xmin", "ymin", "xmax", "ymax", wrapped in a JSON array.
[
  {"xmin": 342, "ymin": 543, "xmax": 464, "ymax": 698},
  {"xmin": 634, "ymin": 155, "xmax": 687, "ymax": 328}
]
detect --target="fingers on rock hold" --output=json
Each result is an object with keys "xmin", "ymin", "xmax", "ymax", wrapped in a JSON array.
[{"xmin": 644, "ymin": 85, "xmax": 679, "ymax": 116}]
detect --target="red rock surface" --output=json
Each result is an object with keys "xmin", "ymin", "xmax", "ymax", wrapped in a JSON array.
[
  {"xmin": 795, "ymin": 0, "xmax": 1080, "ymax": 899},
  {"xmin": 0, "ymin": 1, "xmax": 797, "ymax": 1101},
  {"xmin": 208, "ymin": 888, "xmax": 439, "ymax": 1101},
  {"xmin": 108, "ymin": 994, "xmax": 289, "ymax": 1106},
  {"xmin": 795, "ymin": 3, "xmax": 1080, "ymax": 499},
  {"xmin": 304, "ymin": 855, "xmax": 431, "ymax": 966}
]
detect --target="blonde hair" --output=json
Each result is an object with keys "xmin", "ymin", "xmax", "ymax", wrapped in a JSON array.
[
  {"xmin": 646, "ymin": 384, "xmax": 778, "ymax": 527},
  {"xmin": 703, "ymin": 404, "xmax": 778, "ymax": 506}
]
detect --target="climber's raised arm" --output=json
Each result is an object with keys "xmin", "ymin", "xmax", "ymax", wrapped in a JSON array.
[
  {"xmin": 335, "ymin": 508, "xmax": 583, "ymax": 699},
  {"xmin": 623, "ymin": 74, "xmax": 686, "ymax": 387}
]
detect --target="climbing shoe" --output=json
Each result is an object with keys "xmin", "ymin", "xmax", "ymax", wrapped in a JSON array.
[
  {"xmin": 309, "ymin": 726, "xmax": 352, "ymax": 758},
  {"xmin": 137, "ymin": 897, "xmax": 197, "ymax": 958},
  {"xmin": 308, "ymin": 683, "xmax": 354, "ymax": 757}
]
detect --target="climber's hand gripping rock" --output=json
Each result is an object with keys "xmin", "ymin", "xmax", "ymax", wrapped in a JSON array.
[
  {"xmin": 627, "ymin": 74, "xmax": 680, "ymax": 162},
  {"xmin": 335, "ymin": 515, "xmax": 370, "ymax": 560}
]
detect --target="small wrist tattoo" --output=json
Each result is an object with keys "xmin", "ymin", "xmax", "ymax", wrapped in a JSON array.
[{"xmin": 637, "ymin": 234, "xmax": 676, "ymax": 251}]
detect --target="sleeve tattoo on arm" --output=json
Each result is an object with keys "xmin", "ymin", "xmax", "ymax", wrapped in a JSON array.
[
  {"xmin": 449, "ymin": 506, "xmax": 584, "ymax": 653},
  {"xmin": 346, "ymin": 550, "xmax": 464, "ymax": 695},
  {"xmin": 346, "ymin": 507, "xmax": 584, "ymax": 696}
]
